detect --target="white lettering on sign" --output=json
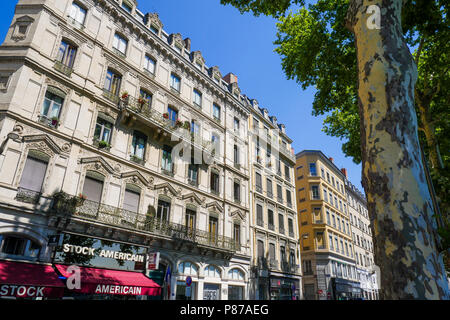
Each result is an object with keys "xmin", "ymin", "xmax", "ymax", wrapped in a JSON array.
[
  {"xmin": 62, "ymin": 244, "xmax": 144, "ymax": 263},
  {"xmin": 94, "ymin": 284, "xmax": 142, "ymax": 295},
  {"xmin": 0, "ymin": 285, "xmax": 45, "ymax": 297},
  {"xmin": 66, "ymin": 265, "xmax": 81, "ymax": 290}
]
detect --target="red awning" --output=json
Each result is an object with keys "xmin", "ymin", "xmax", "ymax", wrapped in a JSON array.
[
  {"xmin": 0, "ymin": 260, "xmax": 65, "ymax": 298},
  {"xmin": 54, "ymin": 264, "xmax": 161, "ymax": 296}
]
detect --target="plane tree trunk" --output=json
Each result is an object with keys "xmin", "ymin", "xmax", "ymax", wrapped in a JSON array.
[{"xmin": 346, "ymin": 0, "xmax": 450, "ymax": 299}]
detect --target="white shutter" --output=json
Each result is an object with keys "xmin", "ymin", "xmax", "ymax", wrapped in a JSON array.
[
  {"xmin": 123, "ymin": 189, "xmax": 140, "ymax": 213},
  {"xmin": 82, "ymin": 177, "xmax": 103, "ymax": 203},
  {"xmin": 19, "ymin": 157, "xmax": 48, "ymax": 192}
]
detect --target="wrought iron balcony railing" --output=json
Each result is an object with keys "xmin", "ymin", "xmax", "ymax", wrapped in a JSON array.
[
  {"xmin": 54, "ymin": 61, "xmax": 73, "ymax": 77},
  {"xmin": 119, "ymin": 96, "xmax": 214, "ymax": 156},
  {"xmin": 102, "ymin": 89, "xmax": 120, "ymax": 104},
  {"xmin": 269, "ymin": 259, "xmax": 279, "ymax": 269},
  {"xmin": 50, "ymin": 192, "xmax": 237, "ymax": 252},
  {"xmin": 257, "ymin": 218, "xmax": 264, "ymax": 227},
  {"xmin": 15, "ymin": 187, "xmax": 41, "ymax": 204}
]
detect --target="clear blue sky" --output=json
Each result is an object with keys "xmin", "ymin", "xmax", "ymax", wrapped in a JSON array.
[{"xmin": 0, "ymin": 0, "xmax": 364, "ymax": 191}]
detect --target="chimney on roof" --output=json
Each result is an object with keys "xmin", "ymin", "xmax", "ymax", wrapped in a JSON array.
[
  {"xmin": 329, "ymin": 157, "xmax": 334, "ymax": 163},
  {"xmin": 341, "ymin": 168, "xmax": 348, "ymax": 178},
  {"xmin": 223, "ymin": 72, "xmax": 238, "ymax": 85},
  {"xmin": 184, "ymin": 38, "xmax": 191, "ymax": 51}
]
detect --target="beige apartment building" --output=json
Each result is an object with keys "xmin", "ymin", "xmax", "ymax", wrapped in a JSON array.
[
  {"xmin": 295, "ymin": 150, "xmax": 360, "ymax": 300},
  {"xmin": 247, "ymin": 102, "xmax": 302, "ymax": 300},
  {"xmin": 0, "ymin": 0, "xmax": 302, "ymax": 301}
]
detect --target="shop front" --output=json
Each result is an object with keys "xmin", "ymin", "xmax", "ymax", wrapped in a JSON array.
[
  {"xmin": 331, "ymin": 278, "xmax": 361, "ymax": 300},
  {"xmin": 0, "ymin": 259, "xmax": 65, "ymax": 300},
  {"xmin": 51, "ymin": 233, "xmax": 161, "ymax": 300},
  {"xmin": 269, "ymin": 277, "xmax": 298, "ymax": 300}
]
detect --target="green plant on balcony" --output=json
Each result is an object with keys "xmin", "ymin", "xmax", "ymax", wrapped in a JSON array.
[
  {"xmin": 76, "ymin": 193, "xmax": 87, "ymax": 207},
  {"xmin": 130, "ymin": 154, "xmax": 144, "ymax": 164},
  {"xmin": 175, "ymin": 119, "xmax": 183, "ymax": 128},
  {"xmin": 183, "ymin": 121, "xmax": 190, "ymax": 130},
  {"xmin": 97, "ymin": 140, "xmax": 110, "ymax": 149}
]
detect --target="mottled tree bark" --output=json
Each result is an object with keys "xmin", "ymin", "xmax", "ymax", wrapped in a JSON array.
[{"xmin": 346, "ymin": 0, "xmax": 450, "ymax": 299}]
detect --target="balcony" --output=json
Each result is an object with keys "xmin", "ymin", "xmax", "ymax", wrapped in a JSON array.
[
  {"xmin": 119, "ymin": 96, "xmax": 214, "ymax": 157},
  {"xmin": 289, "ymin": 231, "xmax": 295, "ymax": 238},
  {"xmin": 102, "ymin": 89, "xmax": 120, "ymax": 104},
  {"xmin": 93, "ymin": 138, "xmax": 111, "ymax": 152},
  {"xmin": 112, "ymin": 47, "xmax": 127, "ymax": 60},
  {"xmin": 38, "ymin": 115, "xmax": 59, "ymax": 129},
  {"xmin": 53, "ymin": 61, "xmax": 73, "ymax": 77},
  {"xmin": 255, "ymin": 185, "xmax": 263, "ymax": 194},
  {"xmin": 268, "ymin": 223, "xmax": 275, "ymax": 231},
  {"xmin": 50, "ymin": 192, "xmax": 238, "ymax": 253},
  {"xmin": 279, "ymin": 227, "xmax": 285, "ymax": 235},
  {"xmin": 130, "ymin": 155, "xmax": 145, "ymax": 166},
  {"xmin": 15, "ymin": 187, "xmax": 41, "ymax": 204}
]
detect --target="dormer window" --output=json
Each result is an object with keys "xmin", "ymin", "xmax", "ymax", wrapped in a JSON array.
[
  {"xmin": 121, "ymin": 0, "xmax": 133, "ymax": 13},
  {"xmin": 195, "ymin": 61, "xmax": 203, "ymax": 70},
  {"xmin": 174, "ymin": 44, "xmax": 182, "ymax": 54},
  {"xmin": 150, "ymin": 24, "xmax": 159, "ymax": 35}
]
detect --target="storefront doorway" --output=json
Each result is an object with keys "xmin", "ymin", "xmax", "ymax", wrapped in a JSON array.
[{"xmin": 203, "ymin": 283, "xmax": 220, "ymax": 300}]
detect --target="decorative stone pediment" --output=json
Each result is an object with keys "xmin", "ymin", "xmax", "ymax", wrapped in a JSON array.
[
  {"xmin": 230, "ymin": 209, "xmax": 246, "ymax": 222},
  {"xmin": 169, "ymin": 33, "xmax": 185, "ymax": 49},
  {"xmin": 154, "ymin": 182, "xmax": 180, "ymax": 197},
  {"xmin": 190, "ymin": 51, "xmax": 205, "ymax": 65},
  {"xmin": 206, "ymin": 201, "xmax": 223, "ymax": 214},
  {"xmin": 144, "ymin": 12, "xmax": 163, "ymax": 30},
  {"xmin": 121, "ymin": 170, "xmax": 149, "ymax": 187},
  {"xmin": 209, "ymin": 66, "xmax": 222, "ymax": 81},
  {"xmin": 23, "ymin": 134, "xmax": 64, "ymax": 157},
  {"xmin": 230, "ymin": 82, "xmax": 240, "ymax": 96},
  {"xmin": 182, "ymin": 192, "xmax": 205, "ymax": 206},
  {"xmin": 80, "ymin": 156, "xmax": 116, "ymax": 176}
]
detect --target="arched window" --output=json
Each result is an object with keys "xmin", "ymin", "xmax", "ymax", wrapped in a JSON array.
[
  {"xmin": 204, "ymin": 265, "xmax": 221, "ymax": 278},
  {"xmin": 0, "ymin": 234, "xmax": 41, "ymax": 259},
  {"xmin": 178, "ymin": 262, "xmax": 198, "ymax": 276},
  {"xmin": 228, "ymin": 268, "xmax": 244, "ymax": 281}
]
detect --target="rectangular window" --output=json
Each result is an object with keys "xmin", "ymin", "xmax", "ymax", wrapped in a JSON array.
[
  {"xmin": 185, "ymin": 209, "xmax": 196, "ymax": 230},
  {"xmin": 284, "ymin": 164, "xmax": 290, "ymax": 180},
  {"xmin": 210, "ymin": 171, "xmax": 220, "ymax": 194},
  {"xmin": 156, "ymin": 199, "xmax": 170, "ymax": 221},
  {"xmin": 278, "ymin": 214, "xmax": 284, "ymax": 234},
  {"xmin": 213, "ymin": 104, "xmax": 220, "ymax": 121},
  {"xmin": 161, "ymin": 145, "xmax": 173, "ymax": 173},
  {"xmin": 288, "ymin": 218, "xmax": 294, "ymax": 236},
  {"xmin": 168, "ymin": 106, "xmax": 178, "ymax": 126},
  {"xmin": 233, "ymin": 224, "xmax": 240, "ymax": 247},
  {"xmin": 113, "ymin": 33, "xmax": 128, "ymax": 55},
  {"xmin": 268, "ymin": 209, "xmax": 274, "ymax": 230},
  {"xmin": 19, "ymin": 156, "xmax": 48, "ymax": 193},
  {"xmin": 188, "ymin": 159, "xmax": 199, "ymax": 185},
  {"xmin": 104, "ymin": 69, "xmax": 122, "ymax": 95},
  {"xmin": 70, "ymin": 2, "xmax": 87, "ymax": 25},
  {"xmin": 269, "ymin": 243, "xmax": 276, "ymax": 260},
  {"xmin": 132, "ymin": 131, "xmax": 146, "ymax": 160},
  {"xmin": 144, "ymin": 55, "xmax": 156, "ymax": 74},
  {"xmin": 255, "ymin": 172, "xmax": 262, "ymax": 193},
  {"xmin": 309, "ymin": 163, "xmax": 317, "ymax": 176},
  {"xmin": 311, "ymin": 186, "xmax": 320, "ymax": 200},
  {"xmin": 234, "ymin": 145, "xmax": 239, "ymax": 165},
  {"xmin": 323, "ymin": 188, "xmax": 328, "ymax": 202},
  {"xmin": 329, "ymin": 235, "xmax": 334, "ymax": 250},
  {"xmin": 56, "ymin": 40, "xmax": 77, "ymax": 68},
  {"xmin": 326, "ymin": 211, "xmax": 330, "ymax": 225},
  {"xmin": 41, "ymin": 91, "xmax": 63, "ymax": 120},
  {"xmin": 82, "ymin": 176, "xmax": 103, "ymax": 203},
  {"xmin": 257, "ymin": 240, "xmax": 264, "ymax": 258},
  {"xmin": 139, "ymin": 89, "xmax": 152, "ymax": 109},
  {"xmin": 123, "ymin": 189, "xmax": 140, "ymax": 213},
  {"xmin": 170, "ymin": 73, "xmax": 181, "ymax": 92},
  {"xmin": 277, "ymin": 185, "xmax": 283, "ymax": 203},
  {"xmin": 94, "ymin": 117, "xmax": 113, "ymax": 144},
  {"xmin": 209, "ymin": 216, "xmax": 218, "ymax": 241},
  {"xmin": 193, "ymin": 89, "xmax": 202, "ymax": 107},
  {"xmin": 233, "ymin": 181, "xmax": 240, "ymax": 202},
  {"xmin": 266, "ymin": 179, "xmax": 273, "ymax": 198},
  {"xmin": 256, "ymin": 204, "xmax": 263, "ymax": 226}
]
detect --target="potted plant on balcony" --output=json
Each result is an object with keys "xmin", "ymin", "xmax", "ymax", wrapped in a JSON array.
[
  {"xmin": 98, "ymin": 140, "xmax": 110, "ymax": 149},
  {"xmin": 162, "ymin": 112, "xmax": 169, "ymax": 119},
  {"xmin": 50, "ymin": 116, "xmax": 59, "ymax": 127},
  {"xmin": 121, "ymin": 91, "xmax": 129, "ymax": 100},
  {"xmin": 256, "ymin": 155, "xmax": 261, "ymax": 163},
  {"xmin": 76, "ymin": 193, "xmax": 87, "ymax": 206},
  {"xmin": 183, "ymin": 121, "xmax": 190, "ymax": 130},
  {"xmin": 175, "ymin": 119, "xmax": 183, "ymax": 128}
]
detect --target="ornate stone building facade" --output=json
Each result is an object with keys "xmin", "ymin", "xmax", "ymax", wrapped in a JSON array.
[{"xmin": 0, "ymin": 0, "xmax": 301, "ymax": 300}]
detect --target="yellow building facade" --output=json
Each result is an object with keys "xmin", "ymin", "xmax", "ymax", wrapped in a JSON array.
[{"xmin": 295, "ymin": 150, "xmax": 360, "ymax": 300}]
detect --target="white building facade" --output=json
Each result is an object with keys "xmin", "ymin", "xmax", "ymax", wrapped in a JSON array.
[{"xmin": 345, "ymin": 177, "xmax": 380, "ymax": 300}]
